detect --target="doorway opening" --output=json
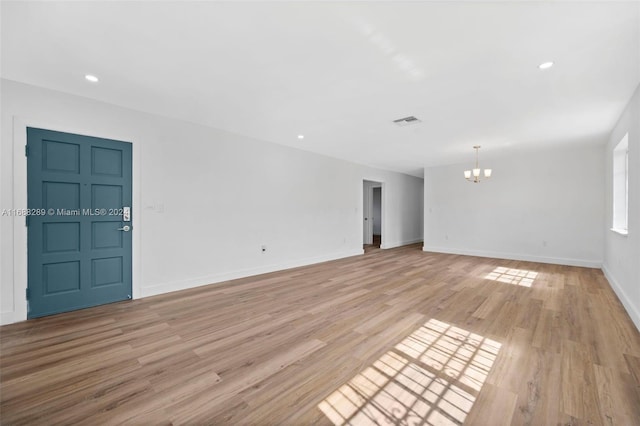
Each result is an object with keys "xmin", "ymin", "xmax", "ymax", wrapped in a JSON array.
[{"xmin": 363, "ymin": 180, "xmax": 383, "ymax": 253}]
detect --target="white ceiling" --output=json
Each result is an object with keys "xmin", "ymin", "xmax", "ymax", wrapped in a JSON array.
[{"xmin": 2, "ymin": 1, "xmax": 639, "ymax": 177}]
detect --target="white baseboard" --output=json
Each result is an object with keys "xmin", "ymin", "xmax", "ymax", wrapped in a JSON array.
[
  {"xmin": 1, "ymin": 249, "xmax": 365, "ymax": 325},
  {"xmin": 421, "ymin": 246, "xmax": 602, "ymax": 269},
  {"xmin": 381, "ymin": 238, "xmax": 424, "ymax": 249},
  {"xmin": 602, "ymin": 263, "xmax": 640, "ymax": 332},
  {"xmin": 141, "ymin": 248, "xmax": 365, "ymax": 298}
]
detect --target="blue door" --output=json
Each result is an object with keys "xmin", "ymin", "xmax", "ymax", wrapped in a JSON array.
[{"xmin": 27, "ymin": 128, "xmax": 132, "ymax": 318}]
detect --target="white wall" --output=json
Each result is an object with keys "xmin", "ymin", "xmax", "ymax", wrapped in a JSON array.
[
  {"xmin": 423, "ymin": 144, "xmax": 605, "ymax": 267},
  {"xmin": 0, "ymin": 79, "xmax": 424, "ymax": 325},
  {"xmin": 372, "ymin": 179, "xmax": 423, "ymax": 250},
  {"xmin": 603, "ymin": 84, "xmax": 640, "ymax": 331}
]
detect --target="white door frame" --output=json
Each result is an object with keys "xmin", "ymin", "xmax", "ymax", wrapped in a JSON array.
[
  {"xmin": 362, "ymin": 179, "xmax": 384, "ymax": 247},
  {"xmin": 3, "ymin": 116, "xmax": 142, "ymax": 325}
]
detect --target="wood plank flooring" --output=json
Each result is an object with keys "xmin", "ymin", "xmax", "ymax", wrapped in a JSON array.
[{"xmin": 1, "ymin": 244, "xmax": 640, "ymax": 425}]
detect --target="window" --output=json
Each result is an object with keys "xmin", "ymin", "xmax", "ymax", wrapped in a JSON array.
[{"xmin": 612, "ymin": 133, "xmax": 629, "ymax": 235}]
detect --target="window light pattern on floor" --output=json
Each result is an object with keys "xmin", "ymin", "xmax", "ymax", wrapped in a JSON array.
[
  {"xmin": 484, "ymin": 267, "xmax": 538, "ymax": 287},
  {"xmin": 318, "ymin": 319, "xmax": 501, "ymax": 425}
]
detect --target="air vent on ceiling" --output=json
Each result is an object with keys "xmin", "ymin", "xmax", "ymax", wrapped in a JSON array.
[{"xmin": 393, "ymin": 116, "xmax": 421, "ymax": 126}]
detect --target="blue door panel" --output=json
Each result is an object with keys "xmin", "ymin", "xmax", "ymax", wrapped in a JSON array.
[
  {"xmin": 27, "ymin": 128, "xmax": 132, "ymax": 318},
  {"xmin": 92, "ymin": 146, "xmax": 123, "ymax": 176},
  {"xmin": 43, "ymin": 140, "xmax": 80, "ymax": 173},
  {"xmin": 92, "ymin": 185, "xmax": 122, "ymax": 210},
  {"xmin": 43, "ymin": 182, "xmax": 81, "ymax": 210},
  {"xmin": 92, "ymin": 221, "xmax": 123, "ymax": 249},
  {"xmin": 43, "ymin": 222, "xmax": 80, "ymax": 253}
]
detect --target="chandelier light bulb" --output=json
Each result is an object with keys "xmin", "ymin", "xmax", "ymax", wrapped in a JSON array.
[{"xmin": 464, "ymin": 146, "xmax": 491, "ymax": 183}]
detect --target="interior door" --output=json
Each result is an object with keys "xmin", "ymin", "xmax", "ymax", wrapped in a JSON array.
[{"xmin": 27, "ymin": 127, "xmax": 132, "ymax": 318}]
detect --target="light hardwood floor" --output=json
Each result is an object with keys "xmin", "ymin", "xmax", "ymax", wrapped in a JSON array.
[{"xmin": 1, "ymin": 244, "xmax": 639, "ymax": 425}]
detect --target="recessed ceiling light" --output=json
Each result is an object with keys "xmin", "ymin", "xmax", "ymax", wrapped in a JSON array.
[
  {"xmin": 298, "ymin": 134, "xmax": 304, "ymax": 139},
  {"xmin": 85, "ymin": 74, "xmax": 99, "ymax": 83},
  {"xmin": 538, "ymin": 62, "xmax": 554, "ymax": 70}
]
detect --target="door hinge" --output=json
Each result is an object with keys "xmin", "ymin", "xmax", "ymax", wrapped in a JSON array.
[
  {"xmin": 26, "ymin": 288, "xmax": 30, "ymax": 300},
  {"xmin": 25, "ymin": 145, "xmax": 30, "ymax": 157}
]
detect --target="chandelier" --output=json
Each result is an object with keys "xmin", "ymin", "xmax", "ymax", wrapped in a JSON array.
[{"xmin": 464, "ymin": 145, "xmax": 492, "ymax": 183}]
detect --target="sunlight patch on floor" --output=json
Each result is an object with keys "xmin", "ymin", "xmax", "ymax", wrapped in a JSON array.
[
  {"xmin": 318, "ymin": 319, "xmax": 501, "ymax": 425},
  {"xmin": 484, "ymin": 267, "xmax": 538, "ymax": 287}
]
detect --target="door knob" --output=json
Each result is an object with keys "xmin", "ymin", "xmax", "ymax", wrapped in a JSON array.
[{"xmin": 117, "ymin": 225, "xmax": 131, "ymax": 232}]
